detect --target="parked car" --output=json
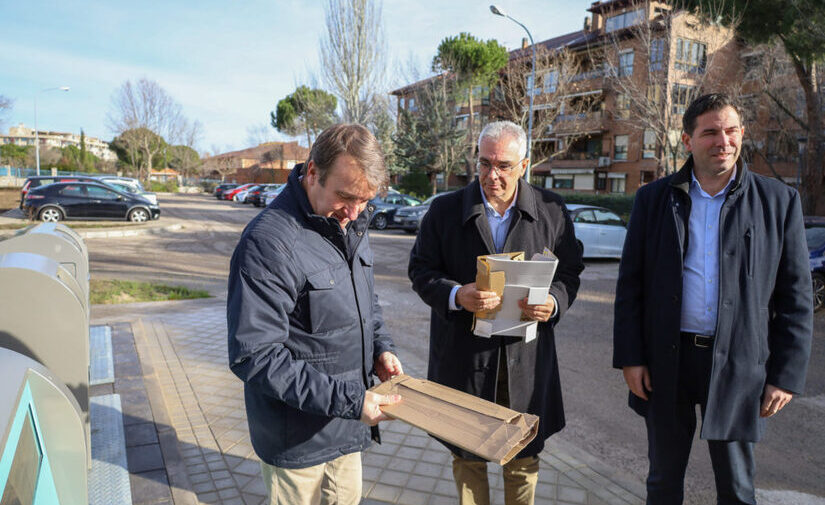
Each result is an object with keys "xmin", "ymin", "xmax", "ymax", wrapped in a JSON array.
[
  {"xmin": 264, "ymin": 184, "xmax": 288, "ymax": 207},
  {"xmin": 97, "ymin": 176, "xmax": 158, "ymax": 204},
  {"xmin": 22, "ymin": 181, "xmax": 160, "ymax": 222},
  {"xmin": 223, "ymin": 183, "xmax": 256, "ymax": 201},
  {"xmin": 234, "ymin": 184, "xmax": 260, "ymax": 203},
  {"xmin": 249, "ymin": 184, "xmax": 280, "ymax": 207},
  {"xmin": 806, "ymin": 216, "xmax": 825, "ymax": 312},
  {"xmin": 369, "ymin": 193, "xmax": 421, "ymax": 230},
  {"xmin": 19, "ymin": 175, "xmax": 100, "ymax": 207},
  {"xmin": 393, "ymin": 193, "xmax": 450, "ymax": 233},
  {"xmin": 214, "ymin": 183, "xmax": 238, "ymax": 199},
  {"xmin": 566, "ymin": 204, "xmax": 627, "ymax": 259}
]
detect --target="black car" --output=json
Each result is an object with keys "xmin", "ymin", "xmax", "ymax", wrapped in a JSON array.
[
  {"xmin": 806, "ymin": 216, "xmax": 825, "ymax": 312},
  {"xmin": 369, "ymin": 193, "xmax": 422, "ymax": 230},
  {"xmin": 22, "ymin": 181, "xmax": 161, "ymax": 222},
  {"xmin": 249, "ymin": 184, "xmax": 280, "ymax": 207},
  {"xmin": 214, "ymin": 183, "xmax": 238, "ymax": 200},
  {"xmin": 392, "ymin": 193, "xmax": 448, "ymax": 233},
  {"xmin": 19, "ymin": 175, "xmax": 101, "ymax": 208}
]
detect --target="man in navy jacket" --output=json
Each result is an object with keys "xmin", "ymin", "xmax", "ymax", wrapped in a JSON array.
[
  {"xmin": 228, "ymin": 124, "xmax": 403, "ymax": 505},
  {"xmin": 613, "ymin": 94, "xmax": 812, "ymax": 504}
]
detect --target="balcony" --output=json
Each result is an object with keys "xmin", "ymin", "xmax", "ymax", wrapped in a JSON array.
[
  {"xmin": 570, "ymin": 67, "xmax": 606, "ymax": 83},
  {"xmin": 552, "ymin": 111, "xmax": 604, "ymax": 133}
]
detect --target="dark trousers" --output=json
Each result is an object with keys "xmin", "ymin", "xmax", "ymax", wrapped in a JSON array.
[{"xmin": 645, "ymin": 333, "xmax": 756, "ymax": 505}]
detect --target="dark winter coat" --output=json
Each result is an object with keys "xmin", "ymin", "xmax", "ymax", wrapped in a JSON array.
[
  {"xmin": 613, "ymin": 157, "xmax": 813, "ymax": 442},
  {"xmin": 408, "ymin": 178, "xmax": 584, "ymax": 458},
  {"xmin": 227, "ymin": 165, "xmax": 395, "ymax": 468}
]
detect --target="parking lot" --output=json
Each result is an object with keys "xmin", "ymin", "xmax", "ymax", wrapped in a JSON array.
[{"xmin": 81, "ymin": 192, "xmax": 825, "ymax": 503}]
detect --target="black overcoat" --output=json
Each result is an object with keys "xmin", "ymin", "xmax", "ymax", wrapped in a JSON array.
[
  {"xmin": 408, "ymin": 179, "xmax": 584, "ymax": 458},
  {"xmin": 613, "ymin": 158, "xmax": 813, "ymax": 442}
]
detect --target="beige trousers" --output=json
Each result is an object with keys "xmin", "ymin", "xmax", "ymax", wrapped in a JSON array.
[
  {"xmin": 452, "ymin": 455, "xmax": 540, "ymax": 505},
  {"xmin": 260, "ymin": 452, "xmax": 362, "ymax": 505}
]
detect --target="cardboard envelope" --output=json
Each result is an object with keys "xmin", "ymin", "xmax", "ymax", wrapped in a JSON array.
[{"xmin": 371, "ymin": 374, "xmax": 539, "ymax": 465}]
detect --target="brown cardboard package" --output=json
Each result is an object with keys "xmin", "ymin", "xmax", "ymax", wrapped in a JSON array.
[{"xmin": 371, "ymin": 374, "xmax": 539, "ymax": 465}]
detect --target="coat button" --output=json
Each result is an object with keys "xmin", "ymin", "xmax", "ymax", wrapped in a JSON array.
[
  {"xmin": 672, "ymin": 344, "xmax": 678, "ymax": 351},
  {"xmin": 329, "ymin": 279, "xmax": 335, "ymax": 286},
  {"xmin": 672, "ymin": 295, "xmax": 679, "ymax": 302},
  {"xmin": 357, "ymin": 231, "xmax": 363, "ymax": 236}
]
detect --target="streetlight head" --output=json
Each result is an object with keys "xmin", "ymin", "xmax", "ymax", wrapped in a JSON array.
[
  {"xmin": 490, "ymin": 5, "xmax": 506, "ymax": 16},
  {"xmin": 59, "ymin": 86, "xmax": 70, "ymax": 91}
]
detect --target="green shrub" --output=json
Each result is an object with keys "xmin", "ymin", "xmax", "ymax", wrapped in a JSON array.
[
  {"xmin": 148, "ymin": 180, "xmax": 179, "ymax": 192},
  {"xmin": 558, "ymin": 192, "xmax": 636, "ymax": 218},
  {"xmin": 200, "ymin": 181, "xmax": 218, "ymax": 193},
  {"xmin": 397, "ymin": 171, "xmax": 432, "ymax": 198}
]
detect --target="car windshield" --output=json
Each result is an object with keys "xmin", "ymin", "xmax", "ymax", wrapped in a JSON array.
[
  {"xmin": 806, "ymin": 226, "xmax": 825, "ymax": 250},
  {"xmin": 108, "ymin": 182, "xmax": 138, "ymax": 194}
]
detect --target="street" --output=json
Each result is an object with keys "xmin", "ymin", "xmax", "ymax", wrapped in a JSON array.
[{"xmin": 87, "ymin": 193, "xmax": 825, "ymax": 503}]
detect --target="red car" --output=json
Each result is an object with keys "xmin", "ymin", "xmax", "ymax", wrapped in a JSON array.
[{"xmin": 222, "ymin": 183, "xmax": 256, "ymax": 201}]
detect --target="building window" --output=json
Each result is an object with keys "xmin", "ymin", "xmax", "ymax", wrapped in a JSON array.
[
  {"xmin": 618, "ymin": 50, "xmax": 634, "ymax": 77},
  {"xmin": 553, "ymin": 175, "xmax": 574, "ymax": 189},
  {"xmin": 610, "ymin": 176, "xmax": 626, "ymax": 193},
  {"xmin": 596, "ymin": 172, "xmax": 607, "ymax": 190},
  {"xmin": 649, "ymin": 38, "xmax": 665, "ymax": 71},
  {"xmin": 605, "ymin": 9, "xmax": 644, "ymax": 33},
  {"xmin": 614, "ymin": 135, "xmax": 629, "ymax": 161},
  {"xmin": 525, "ymin": 74, "xmax": 539, "ymax": 96},
  {"xmin": 647, "ymin": 83, "xmax": 664, "ymax": 105},
  {"xmin": 408, "ymin": 97, "xmax": 417, "ymax": 112},
  {"xmin": 643, "ymin": 129, "xmax": 657, "ymax": 158},
  {"xmin": 616, "ymin": 93, "xmax": 631, "ymax": 119},
  {"xmin": 675, "ymin": 38, "xmax": 706, "ymax": 74},
  {"xmin": 543, "ymin": 69, "xmax": 559, "ymax": 94},
  {"xmin": 671, "ymin": 83, "xmax": 695, "ymax": 115}
]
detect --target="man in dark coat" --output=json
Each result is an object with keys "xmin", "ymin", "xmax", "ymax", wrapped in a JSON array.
[
  {"xmin": 409, "ymin": 121, "xmax": 584, "ymax": 505},
  {"xmin": 227, "ymin": 124, "xmax": 403, "ymax": 505},
  {"xmin": 613, "ymin": 94, "xmax": 813, "ymax": 504}
]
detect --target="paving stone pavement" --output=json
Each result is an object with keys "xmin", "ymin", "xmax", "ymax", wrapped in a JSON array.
[{"xmin": 93, "ymin": 298, "xmax": 645, "ymax": 505}]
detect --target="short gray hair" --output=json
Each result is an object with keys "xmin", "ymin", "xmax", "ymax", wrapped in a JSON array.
[{"xmin": 477, "ymin": 121, "xmax": 527, "ymax": 159}]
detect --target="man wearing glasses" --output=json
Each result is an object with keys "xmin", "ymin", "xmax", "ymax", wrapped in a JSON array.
[{"xmin": 409, "ymin": 121, "xmax": 584, "ymax": 505}]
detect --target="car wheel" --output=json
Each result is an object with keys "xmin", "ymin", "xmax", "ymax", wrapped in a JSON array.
[
  {"xmin": 128, "ymin": 208, "xmax": 150, "ymax": 223},
  {"xmin": 38, "ymin": 206, "xmax": 63, "ymax": 222},
  {"xmin": 813, "ymin": 272, "xmax": 825, "ymax": 312},
  {"xmin": 373, "ymin": 214, "xmax": 388, "ymax": 230}
]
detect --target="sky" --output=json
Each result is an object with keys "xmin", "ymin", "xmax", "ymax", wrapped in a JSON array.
[{"xmin": 1, "ymin": 0, "xmax": 595, "ymax": 154}]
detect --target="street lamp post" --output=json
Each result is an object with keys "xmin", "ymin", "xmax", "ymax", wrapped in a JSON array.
[
  {"xmin": 34, "ymin": 86, "xmax": 70, "ymax": 176},
  {"xmin": 490, "ymin": 4, "xmax": 536, "ymax": 183},
  {"xmin": 797, "ymin": 136, "xmax": 807, "ymax": 189}
]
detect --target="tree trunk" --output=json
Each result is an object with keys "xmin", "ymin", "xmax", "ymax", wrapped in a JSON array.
[
  {"xmin": 790, "ymin": 56, "xmax": 824, "ymax": 214},
  {"xmin": 466, "ymin": 87, "xmax": 476, "ymax": 180}
]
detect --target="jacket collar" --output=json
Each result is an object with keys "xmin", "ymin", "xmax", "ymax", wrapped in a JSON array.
[
  {"xmin": 461, "ymin": 177, "xmax": 538, "ymax": 225},
  {"xmin": 670, "ymin": 155, "xmax": 748, "ymax": 196},
  {"xmin": 284, "ymin": 163, "xmax": 371, "ymax": 240}
]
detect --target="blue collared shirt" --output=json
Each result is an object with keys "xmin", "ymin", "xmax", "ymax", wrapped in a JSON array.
[
  {"xmin": 680, "ymin": 169, "xmax": 736, "ymax": 335},
  {"xmin": 448, "ymin": 186, "xmax": 517, "ymax": 311}
]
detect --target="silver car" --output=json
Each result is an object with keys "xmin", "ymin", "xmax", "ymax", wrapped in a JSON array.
[{"xmin": 566, "ymin": 204, "xmax": 627, "ymax": 259}]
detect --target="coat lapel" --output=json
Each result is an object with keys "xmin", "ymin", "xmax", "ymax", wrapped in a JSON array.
[{"xmin": 462, "ymin": 180, "xmax": 496, "ymax": 255}]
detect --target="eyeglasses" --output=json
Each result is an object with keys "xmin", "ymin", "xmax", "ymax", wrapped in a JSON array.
[{"xmin": 476, "ymin": 158, "xmax": 524, "ymax": 175}]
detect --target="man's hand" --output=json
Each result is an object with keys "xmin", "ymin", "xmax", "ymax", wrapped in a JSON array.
[
  {"xmin": 761, "ymin": 384, "xmax": 793, "ymax": 417},
  {"xmin": 623, "ymin": 365, "xmax": 652, "ymax": 401},
  {"xmin": 374, "ymin": 352, "xmax": 403, "ymax": 382},
  {"xmin": 456, "ymin": 282, "xmax": 501, "ymax": 313},
  {"xmin": 518, "ymin": 295, "xmax": 556, "ymax": 322},
  {"xmin": 360, "ymin": 390, "xmax": 401, "ymax": 426}
]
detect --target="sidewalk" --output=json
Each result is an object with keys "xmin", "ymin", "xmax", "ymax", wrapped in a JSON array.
[
  {"xmin": 91, "ymin": 297, "xmax": 646, "ymax": 505},
  {"xmin": 0, "ymin": 208, "xmax": 184, "ymax": 238}
]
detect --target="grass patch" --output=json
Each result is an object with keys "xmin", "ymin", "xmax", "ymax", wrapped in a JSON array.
[{"xmin": 90, "ymin": 279, "xmax": 211, "ymax": 304}]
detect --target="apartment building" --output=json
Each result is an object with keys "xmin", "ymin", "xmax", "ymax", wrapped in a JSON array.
[
  {"xmin": 202, "ymin": 141, "xmax": 309, "ymax": 184},
  {"xmin": 392, "ymin": 0, "xmax": 801, "ymax": 194},
  {"xmin": 1, "ymin": 124, "xmax": 118, "ymax": 162}
]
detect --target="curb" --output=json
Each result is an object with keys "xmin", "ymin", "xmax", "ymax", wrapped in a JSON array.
[{"xmin": 79, "ymin": 223, "xmax": 183, "ymax": 239}]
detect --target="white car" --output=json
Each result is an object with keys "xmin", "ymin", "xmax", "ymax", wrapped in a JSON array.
[
  {"xmin": 566, "ymin": 204, "xmax": 627, "ymax": 259},
  {"xmin": 98, "ymin": 176, "xmax": 158, "ymax": 205}
]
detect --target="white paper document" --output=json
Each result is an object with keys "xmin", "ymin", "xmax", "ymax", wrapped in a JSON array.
[{"xmin": 473, "ymin": 250, "xmax": 558, "ymax": 342}]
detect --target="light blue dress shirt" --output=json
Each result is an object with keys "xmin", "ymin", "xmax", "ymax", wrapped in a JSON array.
[
  {"xmin": 449, "ymin": 186, "xmax": 517, "ymax": 311},
  {"xmin": 680, "ymin": 170, "xmax": 736, "ymax": 335}
]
